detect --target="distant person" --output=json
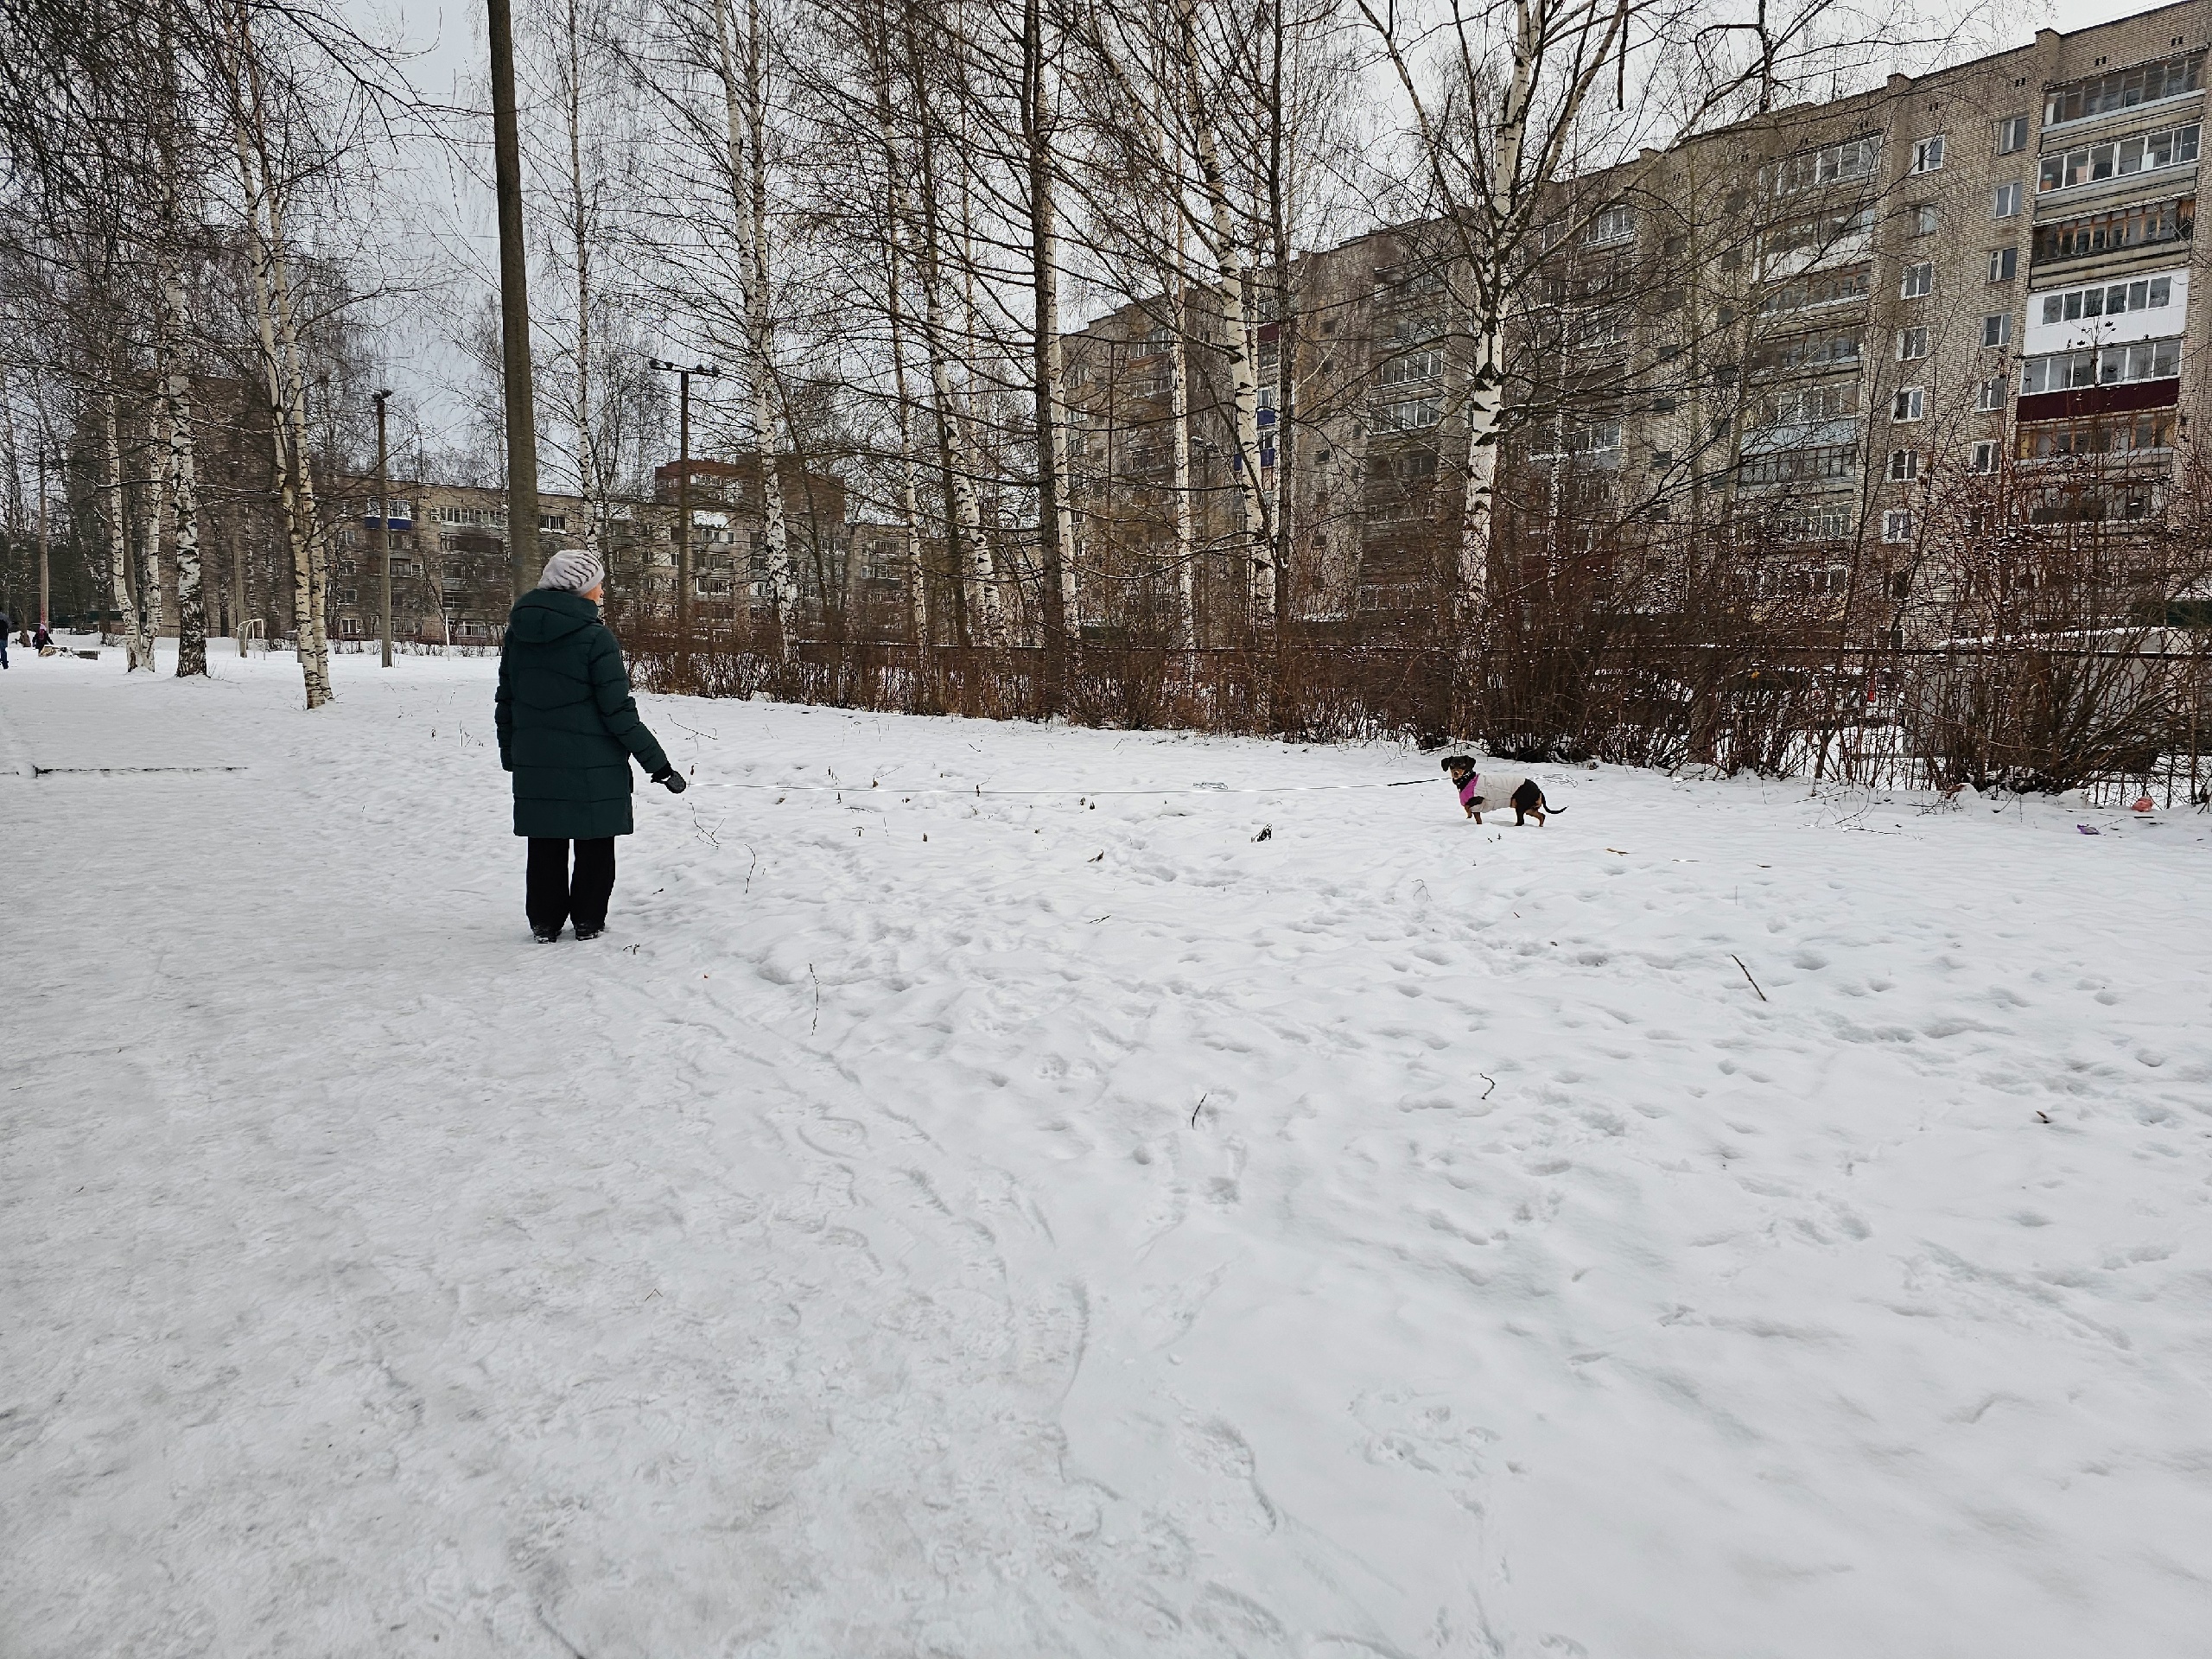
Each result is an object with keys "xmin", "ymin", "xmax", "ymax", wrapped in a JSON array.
[
  {"xmin": 0, "ymin": 610, "xmax": 10, "ymax": 668},
  {"xmin": 32, "ymin": 622, "xmax": 51, "ymax": 651},
  {"xmin": 495, "ymin": 550, "xmax": 686, "ymax": 942}
]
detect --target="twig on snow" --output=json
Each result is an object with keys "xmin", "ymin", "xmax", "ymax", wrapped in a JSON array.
[
  {"xmin": 1192, "ymin": 1091, "xmax": 1209, "ymax": 1128},
  {"xmin": 1479, "ymin": 1073, "xmax": 1497, "ymax": 1101},
  {"xmin": 1731, "ymin": 953, "xmax": 1769, "ymax": 1002}
]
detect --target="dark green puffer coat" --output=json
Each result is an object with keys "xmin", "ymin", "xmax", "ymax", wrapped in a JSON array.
[{"xmin": 496, "ymin": 589, "xmax": 671, "ymax": 838}]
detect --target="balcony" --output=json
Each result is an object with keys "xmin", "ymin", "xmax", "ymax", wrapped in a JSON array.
[{"xmin": 2031, "ymin": 195, "xmax": 2193, "ymax": 269}]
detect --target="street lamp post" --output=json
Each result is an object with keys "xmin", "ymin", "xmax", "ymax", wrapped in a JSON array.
[
  {"xmin": 647, "ymin": 358, "xmax": 718, "ymax": 680},
  {"xmin": 372, "ymin": 389, "xmax": 393, "ymax": 668}
]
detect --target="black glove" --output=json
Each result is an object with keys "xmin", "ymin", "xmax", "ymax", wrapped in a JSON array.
[{"xmin": 653, "ymin": 766, "xmax": 688, "ymax": 794}]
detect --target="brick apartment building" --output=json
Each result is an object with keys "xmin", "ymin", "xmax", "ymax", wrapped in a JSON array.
[{"xmin": 1060, "ymin": 0, "xmax": 2212, "ymax": 642}]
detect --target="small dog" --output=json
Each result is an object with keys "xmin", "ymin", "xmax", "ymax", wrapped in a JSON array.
[{"xmin": 1441, "ymin": 756, "xmax": 1559, "ymax": 826}]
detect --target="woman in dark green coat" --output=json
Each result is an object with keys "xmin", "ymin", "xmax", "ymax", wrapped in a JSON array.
[{"xmin": 496, "ymin": 550, "xmax": 686, "ymax": 941}]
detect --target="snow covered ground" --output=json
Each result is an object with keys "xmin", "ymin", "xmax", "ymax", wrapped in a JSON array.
[{"xmin": 3, "ymin": 644, "xmax": 2209, "ymax": 1657}]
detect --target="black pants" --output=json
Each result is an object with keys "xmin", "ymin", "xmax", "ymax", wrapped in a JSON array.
[{"xmin": 527, "ymin": 836, "xmax": 616, "ymax": 933}]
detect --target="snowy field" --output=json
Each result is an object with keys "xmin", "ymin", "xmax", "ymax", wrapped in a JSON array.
[{"xmin": 3, "ymin": 644, "xmax": 2209, "ymax": 1658}]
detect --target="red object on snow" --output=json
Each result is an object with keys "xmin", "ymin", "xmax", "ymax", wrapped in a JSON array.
[{"xmin": 2133, "ymin": 796, "xmax": 2157, "ymax": 813}]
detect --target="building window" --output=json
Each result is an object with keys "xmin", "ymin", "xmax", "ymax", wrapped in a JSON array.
[
  {"xmin": 1897, "ymin": 326, "xmax": 1929, "ymax": 360},
  {"xmin": 2016, "ymin": 410, "xmax": 2175, "ymax": 459},
  {"xmin": 1901, "ymin": 262, "xmax": 1934, "ymax": 298},
  {"xmin": 1808, "ymin": 567, "xmax": 1851, "ymax": 595},
  {"xmin": 442, "ymin": 575, "xmax": 465, "ymax": 594},
  {"xmin": 1883, "ymin": 509, "xmax": 1915, "ymax": 543},
  {"xmin": 2019, "ymin": 335, "xmax": 2183, "ymax": 393},
  {"xmin": 2037, "ymin": 273, "xmax": 2174, "ymax": 324},
  {"xmin": 1910, "ymin": 137, "xmax": 1947, "ymax": 173},
  {"xmin": 1988, "ymin": 247, "xmax": 2018, "ymax": 283},
  {"xmin": 1748, "ymin": 326, "xmax": 1863, "ymax": 373},
  {"xmin": 1786, "ymin": 505, "xmax": 1853, "ymax": 542},
  {"xmin": 1971, "ymin": 440, "xmax": 1999, "ymax": 474},
  {"xmin": 2044, "ymin": 50, "xmax": 2204, "ymax": 128},
  {"xmin": 1893, "ymin": 387, "xmax": 1925, "ymax": 421},
  {"xmin": 539, "ymin": 513, "xmax": 567, "ymax": 531},
  {"xmin": 337, "ymin": 586, "xmax": 358, "ymax": 604},
  {"xmin": 2032, "ymin": 197, "xmax": 2195, "ymax": 266},
  {"xmin": 1770, "ymin": 135, "xmax": 1881, "ymax": 195},
  {"xmin": 1911, "ymin": 203, "xmax": 1940, "ymax": 235},
  {"xmin": 2038, "ymin": 123, "xmax": 2199, "ymax": 193},
  {"xmin": 340, "ymin": 615, "xmax": 361, "ymax": 637},
  {"xmin": 1997, "ymin": 112, "xmax": 2031, "ymax": 153},
  {"xmin": 1758, "ymin": 264, "xmax": 1872, "ymax": 317},
  {"xmin": 1887, "ymin": 448, "xmax": 1920, "ymax": 481},
  {"xmin": 1976, "ymin": 376, "xmax": 2007, "ymax": 411},
  {"xmin": 1376, "ymin": 347, "xmax": 1444, "ymax": 387},
  {"xmin": 1370, "ymin": 396, "xmax": 1442, "ymax": 433},
  {"xmin": 1993, "ymin": 181, "xmax": 2023, "ymax": 218},
  {"xmin": 1585, "ymin": 204, "xmax": 1635, "ymax": 245},
  {"xmin": 1738, "ymin": 444, "xmax": 1857, "ymax": 486},
  {"xmin": 1981, "ymin": 313, "xmax": 2012, "ymax": 346}
]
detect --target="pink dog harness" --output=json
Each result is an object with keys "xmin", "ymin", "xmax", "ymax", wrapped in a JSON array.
[{"xmin": 1456, "ymin": 772, "xmax": 1481, "ymax": 808}]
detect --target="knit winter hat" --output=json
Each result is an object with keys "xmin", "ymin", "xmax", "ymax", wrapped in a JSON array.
[{"xmin": 537, "ymin": 549, "xmax": 605, "ymax": 594}]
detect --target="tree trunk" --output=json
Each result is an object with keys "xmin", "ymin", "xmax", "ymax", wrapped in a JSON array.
[
  {"xmin": 563, "ymin": 0, "xmax": 603, "ymax": 553},
  {"xmin": 103, "ymin": 393, "xmax": 151, "ymax": 670},
  {"xmin": 136, "ymin": 401, "xmax": 167, "ymax": 663},
  {"xmin": 163, "ymin": 271, "xmax": 206, "ymax": 677},
  {"xmin": 1172, "ymin": 0, "xmax": 1271, "ymax": 628},
  {"xmin": 233, "ymin": 118, "xmax": 329, "ymax": 708},
  {"xmin": 1025, "ymin": 0, "xmax": 1070, "ymax": 704},
  {"xmin": 716, "ymin": 0, "xmax": 797, "ymax": 656},
  {"xmin": 906, "ymin": 24, "xmax": 997, "ymax": 647},
  {"xmin": 1169, "ymin": 241, "xmax": 1198, "ymax": 650},
  {"xmin": 869, "ymin": 37, "xmax": 930, "ymax": 652}
]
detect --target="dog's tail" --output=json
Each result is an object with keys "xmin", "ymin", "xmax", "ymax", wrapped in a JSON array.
[{"xmin": 1544, "ymin": 802, "xmax": 1567, "ymax": 813}]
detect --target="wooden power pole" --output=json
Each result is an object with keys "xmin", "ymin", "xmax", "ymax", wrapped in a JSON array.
[
  {"xmin": 372, "ymin": 388, "xmax": 392, "ymax": 668},
  {"xmin": 35, "ymin": 449, "xmax": 48, "ymax": 632},
  {"xmin": 487, "ymin": 0, "xmax": 539, "ymax": 601}
]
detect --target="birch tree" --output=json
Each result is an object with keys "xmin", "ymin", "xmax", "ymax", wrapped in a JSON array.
[
  {"xmin": 712, "ymin": 0, "xmax": 798, "ymax": 651},
  {"xmin": 226, "ymin": 22, "xmax": 334, "ymax": 709},
  {"xmin": 1353, "ymin": 0, "xmax": 1852, "ymax": 624}
]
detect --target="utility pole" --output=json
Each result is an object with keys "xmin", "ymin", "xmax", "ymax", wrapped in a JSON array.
[
  {"xmin": 372, "ymin": 389, "xmax": 392, "ymax": 668},
  {"xmin": 35, "ymin": 449, "xmax": 48, "ymax": 632},
  {"xmin": 487, "ymin": 0, "xmax": 539, "ymax": 601},
  {"xmin": 648, "ymin": 358, "xmax": 717, "ymax": 683}
]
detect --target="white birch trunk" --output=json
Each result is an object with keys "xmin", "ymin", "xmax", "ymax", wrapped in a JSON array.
[
  {"xmin": 137, "ymin": 403, "xmax": 168, "ymax": 661},
  {"xmin": 716, "ymin": 0, "xmax": 797, "ymax": 654},
  {"xmin": 233, "ymin": 118, "xmax": 329, "ymax": 708},
  {"xmin": 162, "ymin": 270, "xmax": 207, "ymax": 677},
  {"xmin": 264, "ymin": 173, "xmax": 333, "ymax": 703},
  {"xmin": 1172, "ymin": 0, "xmax": 1273, "ymax": 626},
  {"xmin": 923, "ymin": 250, "xmax": 994, "ymax": 645},
  {"xmin": 955, "ymin": 147, "xmax": 1005, "ymax": 645},
  {"xmin": 873, "ymin": 70, "xmax": 931, "ymax": 650},
  {"xmin": 1040, "ymin": 255, "xmax": 1077, "ymax": 630},
  {"xmin": 103, "ymin": 394, "xmax": 152, "ymax": 670},
  {"xmin": 901, "ymin": 24, "xmax": 995, "ymax": 646},
  {"xmin": 1169, "ymin": 238, "xmax": 1198, "ymax": 650},
  {"xmin": 1456, "ymin": 10, "xmax": 1540, "ymax": 617}
]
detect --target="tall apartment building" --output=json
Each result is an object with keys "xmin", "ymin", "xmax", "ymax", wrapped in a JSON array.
[{"xmin": 1062, "ymin": 1, "xmax": 2212, "ymax": 643}]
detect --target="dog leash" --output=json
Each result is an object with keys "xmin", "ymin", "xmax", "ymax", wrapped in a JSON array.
[{"xmin": 690, "ymin": 778, "xmax": 1439, "ymax": 798}]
